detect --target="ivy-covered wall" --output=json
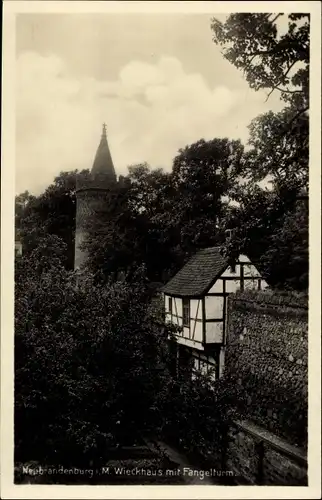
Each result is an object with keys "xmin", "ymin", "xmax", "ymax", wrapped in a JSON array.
[{"xmin": 225, "ymin": 290, "xmax": 308, "ymax": 449}]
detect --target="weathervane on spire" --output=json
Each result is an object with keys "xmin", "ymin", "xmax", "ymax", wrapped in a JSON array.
[{"xmin": 102, "ymin": 123, "xmax": 107, "ymax": 136}]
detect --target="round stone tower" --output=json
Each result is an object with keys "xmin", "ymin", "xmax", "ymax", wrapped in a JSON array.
[{"xmin": 74, "ymin": 124, "xmax": 117, "ymax": 270}]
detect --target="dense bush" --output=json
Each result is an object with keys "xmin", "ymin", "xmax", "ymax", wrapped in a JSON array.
[
  {"xmin": 160, "ymin": 372, "xmax": 237, "ymax": 466},
  {"xmin": 15, "ymin": 236, "xmax": 176, "ymax": 466}
]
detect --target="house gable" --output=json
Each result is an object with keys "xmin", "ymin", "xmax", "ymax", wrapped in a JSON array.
[
  {"xmin": 163, "ymin": 249, "xmax": 268, "ymax": 383},
  {"xmin": 164, "ymin": 250, "xmax": 267, "ymax": 349}
]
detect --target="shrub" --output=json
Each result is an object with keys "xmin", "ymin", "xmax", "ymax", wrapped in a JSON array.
[{"xmin": 15, "ymin": 236, "xmax": 174, "ymax": 465}]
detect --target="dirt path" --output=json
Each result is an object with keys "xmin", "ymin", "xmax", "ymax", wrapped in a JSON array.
[{"xmin": 146, "ymin": 439, "xmax": 217, "ymax": 485}]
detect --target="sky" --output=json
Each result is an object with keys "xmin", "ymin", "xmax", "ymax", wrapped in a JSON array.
[{"xmin": 16, "ymin": 12, "xmax": 285, "ymax": 195}]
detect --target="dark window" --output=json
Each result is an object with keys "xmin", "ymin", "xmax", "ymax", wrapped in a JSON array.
[
  {"xmin": 168, "ymin": 297, "xmax": 172, "ymax": 315},
  {"xmin": 182, "ymin": 298, "xmax": 190, "ymax": 327}
]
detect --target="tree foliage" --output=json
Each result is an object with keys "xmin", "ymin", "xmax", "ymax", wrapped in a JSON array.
[
  {"xmin": 169, "ymin": 138, "xmax": 244, "ymax": 254},
  {"xmin": 211, "ymin": 13, "xmax": 309, "ymax": 290},
  {"xmin": 16, "ymin": 170, "xmax": 89, "ymax": 269},
  {"xmin": 211, "ymin": 12, "xmax": 309, "ymax": 188},
  {"xmin": 82, "ymin": 165, "xmax": 176, "ymax": 283},
  {"xmin": 15, "ymin": 235, "xmax": 177, "ymax": 465},
  {"xmin": 211, "ymin": 13, "xmax": 309, "ymax": 109},
  {"xmin": 84, "ymin": 139, "xmax": 245, "ymax": 284},
  {"xmin": 259, "ymin": 195, "xmax": 308, "ymax": 290},
  {"xmin": 222, "ymin": 183, "xmax": 308, "ymax": 290},
  {"xmin": 245, "ymin": 108, "xmax": 308, "ymax": 188}
]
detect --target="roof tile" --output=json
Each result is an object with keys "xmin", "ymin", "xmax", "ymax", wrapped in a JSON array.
[{"xmin": 162, "ymin": 247, "xmax": 228, "ymax": 297}]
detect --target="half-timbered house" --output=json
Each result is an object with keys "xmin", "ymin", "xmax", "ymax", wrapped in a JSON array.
[{"xmin": 162, "ymin": 247, "xmax": 268, "ymax": 381}]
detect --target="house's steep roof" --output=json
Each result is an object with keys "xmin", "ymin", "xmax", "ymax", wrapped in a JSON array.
[{"xmin": 162, "ymin": 247, "xmax": 229, "ymax": 297}]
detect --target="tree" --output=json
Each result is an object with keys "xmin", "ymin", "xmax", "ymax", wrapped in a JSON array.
[
  {"xmin": 260, "ymin": 194, "xmax": 308, "ymax": 290},
  {"xmin": 212, "ymin": 13, "xmax": 309, "ymax": 189},
  {"xmin": 15, "ymin": 233, "xmax": 177, "ymax": 466},
  {"xmin": 84, "ymin": 139, "xmax": 245, "ymax": 285},
  {"xmin": 82, "ymin": 168, "xmax": 151, "ymax": 282},
  {"xmin": 245, "ymin": 108, "xmax": 308, "ymax": 189},
  {"xmin": 169, "ymin": 138, "xmax": 244, "ymax": 256},
  {"xmin": 84, "ymin": 163, "xmax": 179, "ymax": 283},
  {"xmin": 16, "ymin": 170, "xmax": 90, "ymax": 269},
  {"xmin": 15, "ymin": 191, "xmax": 34, "ymax": 224},
  {"xmin": 220, "ymin": 181, "xmax": 308, "ymax": 290},
  {"xmin": 211, "ymin": 13, "xmax": 309, "ymax": 109},
  {"xmin": 211, "ymin": 13, "xmax": 309, "ymax": 290}
]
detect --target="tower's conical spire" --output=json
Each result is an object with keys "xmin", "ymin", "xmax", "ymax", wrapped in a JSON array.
[{"xmin": 91, "ymin": 123, "xmax": 116, "ymax": 181}]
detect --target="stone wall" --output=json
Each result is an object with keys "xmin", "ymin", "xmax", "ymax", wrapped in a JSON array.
[
  {"xmin": 225, "ymin": 420, "xmax": 307, "ymax": 485},
  {"xmin": 225, "ymin": 290, "xmax": 308, "ymax": 447},
  {"xmin": 222, "ymin": 290, "xmax": 308, "ymax": 485}
]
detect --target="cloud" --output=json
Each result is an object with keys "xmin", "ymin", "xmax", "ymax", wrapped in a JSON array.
[{"xmin": 16, "ymin": 52, "xmax": 282, "ymax": 195}]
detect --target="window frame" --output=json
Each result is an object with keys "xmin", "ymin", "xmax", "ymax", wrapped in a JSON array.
[
  {"xmin": 168, "ymin": 297, "xmax": 172, "ymax": 315},
  {"xmin": 182, "ymin": 298, "xmax": 190, "ymax": 328}
]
